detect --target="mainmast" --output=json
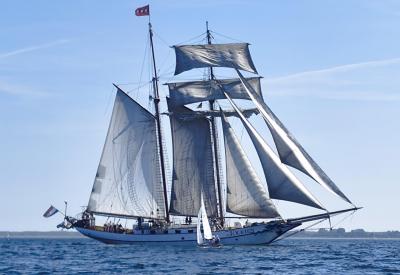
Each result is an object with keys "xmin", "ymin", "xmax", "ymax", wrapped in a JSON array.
[
  {"xmin": 206, "ymin": 22, "xmax": 224, "ymax": 226},
  {"xmin": 148, "ymin": 22, "xmax": 170, "ymax": 223}
]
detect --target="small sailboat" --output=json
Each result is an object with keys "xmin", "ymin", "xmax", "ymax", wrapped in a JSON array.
[{"xmin": 197, "ymin": 194, "xmax": 221, "ymax": 247}]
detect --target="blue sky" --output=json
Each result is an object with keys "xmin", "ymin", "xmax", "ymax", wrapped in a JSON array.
[{"xmin": 1, "ymin": 0, "xmax": 399, "ymax": 231}]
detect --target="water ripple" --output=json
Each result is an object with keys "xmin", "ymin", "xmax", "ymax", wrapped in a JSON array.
[{"xmin": 0, "ymin": 238, "xmax": 399, "ymax": 274}]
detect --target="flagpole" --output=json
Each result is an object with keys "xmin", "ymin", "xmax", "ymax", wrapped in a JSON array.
[
  {"xmin": 148, "ymin": 7, "xmax": 151, "ymax": 24},
  {"xmin": 64, "ymin": 201, "xmax": 68, "ymax": 219}
]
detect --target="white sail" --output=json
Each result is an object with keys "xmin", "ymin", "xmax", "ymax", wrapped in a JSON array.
[
  {"xmin": 201, "ymin": 193, "xmax": 213, "ymax": 240},
  {"xmin": 174, "ymin": 43, "xmax": 257, "ymax": 75},
  {"xmin": 167, "ymin": 77, "xmax": 262, "ymax": 106},
  {"xmin": 221, "ymin": 112, "xmax": 280, "ymax": 218},
  {"xmin": 223, "ymin": 92, "xmax": 324, "ymax": 210},
  {"xmin": 168, "ymin": 102, "xmax": 218, "ymax": 217},
  {"xmin": 87, "ymin": 88, "xmax": 165, "ymax": 219},
  {"xmin": 235, "ymin": 69, "xmax": 352, "ymax": 204},
  {"xmin": 196, "ymin": 209, "xmax": 204, "ymax": 245}
]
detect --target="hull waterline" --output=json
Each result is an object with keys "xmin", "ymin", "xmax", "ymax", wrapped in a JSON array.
[{"xmin": 75, "ymin": 222, "xmax": 301, "ymax": 245}]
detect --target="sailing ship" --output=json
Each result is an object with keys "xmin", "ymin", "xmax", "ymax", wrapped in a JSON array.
[{"xmin": 59, "ymin": 10, "xmax": 360, "ymax": 245}]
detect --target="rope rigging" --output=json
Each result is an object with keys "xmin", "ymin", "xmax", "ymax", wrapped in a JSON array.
[
  {"xmin": 210, "ymin": 30, "xmax": 246, "ymax": 43},
  {"xmin": 272, "ymin": 209, "xmax": 358, "ymax": 243}
]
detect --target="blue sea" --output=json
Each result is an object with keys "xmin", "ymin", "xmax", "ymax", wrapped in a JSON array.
[{"xmin": 0, "ymin": 238, "xmax": 399, "ymax": 274}]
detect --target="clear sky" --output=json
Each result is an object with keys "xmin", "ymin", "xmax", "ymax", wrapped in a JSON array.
[{"xmin": 1, "ymin": 0, "xmax": 399, "ymax": 231}]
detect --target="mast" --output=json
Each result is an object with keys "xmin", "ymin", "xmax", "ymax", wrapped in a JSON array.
[
  {"xmin": 149, "ymin": 22, "xmax": 170, "ymax": 223},
  {"xmin": 206, "ymin": 21, "xmax": 224, "ymax": 226}
]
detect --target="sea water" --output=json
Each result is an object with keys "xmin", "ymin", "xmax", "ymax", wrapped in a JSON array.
[{"xmin": 0, "ymin": 238, "xmax": 399, "ymax": 274}]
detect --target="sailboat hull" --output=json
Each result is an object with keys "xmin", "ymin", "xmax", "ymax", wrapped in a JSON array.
[{"xmin": 75, "ymin": 222, "xmax": 301, "ymax": 245}]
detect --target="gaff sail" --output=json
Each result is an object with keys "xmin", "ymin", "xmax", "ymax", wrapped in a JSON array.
[
  {"xmin": 87, "ymin": 88, "xmax": 166, "ymax": 219},
  {"xmin": 167, "ymin": 102, "xmax": 218, "ymax": 217}
]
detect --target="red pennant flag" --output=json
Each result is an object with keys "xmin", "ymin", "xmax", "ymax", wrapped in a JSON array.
[{"xmin": 135, "ymin": 5, "xmax": 150, "ymax": 16}]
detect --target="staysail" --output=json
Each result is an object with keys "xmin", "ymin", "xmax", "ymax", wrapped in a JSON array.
[
  {"xmin": 235, "ymin": 69, "xmax": 352, "ymax": 204},
  {"xmin": 87, "ymin": 88, "xmax": 166, "ymax": 219},
  {"xmin": 221, "ymin": 112, "xmax": 280, "ymax": 218},
  {"xmin": 223, "ymin": 91, "xmax": 324, "ymax": 210},
  {"xmin": 168, "ymin": 101, "xmax": 218, "ymax": 217},
  {"xmin": 174, "ymin": 43, "xmax": 257, "ymax": 75},
  {"xmin": 167, "ymin": 77, "xmax": 262, "ymax": 106}
]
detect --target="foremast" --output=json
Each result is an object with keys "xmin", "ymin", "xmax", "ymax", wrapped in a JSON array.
[
  {"xmin": 206, "ymin": 22, "xmax": 224, "ymax": 227},
  {"xmin": 148, "ymin": 22, "xmax": 170, "ymax": 223},
  {"xmin": 84, "ymin": 17, "xmax": 170, "ymax": 222}
]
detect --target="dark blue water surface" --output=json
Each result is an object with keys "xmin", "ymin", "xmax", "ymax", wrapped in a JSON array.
[{"xmin": 0, "ymin": 238, "xmax": 399, "ymax": 274}]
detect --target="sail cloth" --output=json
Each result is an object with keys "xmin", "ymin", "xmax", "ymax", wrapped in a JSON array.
[
  {"xmin": 221, "ymin": 113, "xmax": 280, "ymax": 218},
  {"xmin": 167, "ymin": 77, "xmax": 262, "ymax": 106},
  {"xmin": 174, "ymin": 43, "xmax": 258, "ymax": 75},
  {"xmin": 197, "ymin": 209, "xmax": 203, "ymax": 245},
  {"xmin": 200, "ymin": 193, "xmax": 213, "ymax": 240},
  {"xmin": 168, "ymin": 101, "xmax": 218, "ymax": 217},
  {"xmin": 87, "ymin": 88, "xmax": 166, "ymax": 219},
  {"xmin": 235, "ymin": 69, "xmax": 352, "ymax": 204},
  {"xmin": 196, "ymin": 194, "xmax": 213, "ymax": 245},
  {"xmin": 223, "ymin": 92, "xmax": 324, "ymax": 210}
]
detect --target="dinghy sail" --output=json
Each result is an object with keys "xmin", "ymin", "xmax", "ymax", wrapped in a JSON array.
[{"xmin": 197, "ymin": 194, "xmax": 213, "ymax": 245}]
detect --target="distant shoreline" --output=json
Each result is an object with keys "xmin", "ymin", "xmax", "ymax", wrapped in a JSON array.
[
  {"xmin": 1, "ymin": 229, "xmax": 400, "ymax": 240},
  {"xmin": 283, "ymin": 228, "xmax": 400, "ymax": 240},
  {"xmin": 0, "ymin": 231, "xmax": 84, "ymax": 239}
]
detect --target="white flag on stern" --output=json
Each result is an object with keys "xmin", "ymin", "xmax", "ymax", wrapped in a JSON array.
[{"xmin": 43, "ymin": 205, "xmax": 59, "ymax": 218}]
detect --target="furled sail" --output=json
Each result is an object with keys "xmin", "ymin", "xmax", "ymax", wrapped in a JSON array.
[
  {"xmin": 235, "ymin": 69, "xmax": 352, "ymax": 204},
  {"xmin": 167, "ymin": 77, "xmax": 262, "ymax": 106},
  {"xmin": 221, "ymin": 112, "xmax": 280, "ymax": 218},
  {"xmin": 87, "ymin": 88, "xmax": 166, "ymax": 219},
  {"xmin": 168, "ymin": 101, "xmax": 218, "ymax": 217},
  {"xmin": 174, "ymin": 43, "xmax": 257, "ymax": 75},
  {"xmin": 165, "ymin": 108, "xmax": 258, "ymax": 120},
  {"xmin": 223, "ymin": 92, "xmax": 324, "ymax": 210}
]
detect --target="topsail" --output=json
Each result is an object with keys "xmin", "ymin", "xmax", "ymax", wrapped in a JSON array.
[
  {"xmin": 167, "ymin": 77, "xmax": 262, "ymax": 106},
  {"xmin": 174, "ymin": 43, "xmax": 257, "ymax": 75},
  {"xmin": 235, "ymin": 69, "xmax": 352, "ymax": 204}
]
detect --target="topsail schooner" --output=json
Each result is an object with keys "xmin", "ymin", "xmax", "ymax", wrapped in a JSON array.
[{"xmin": 55, "ymin": 6, "xmax": 361, "ymax": 245}]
